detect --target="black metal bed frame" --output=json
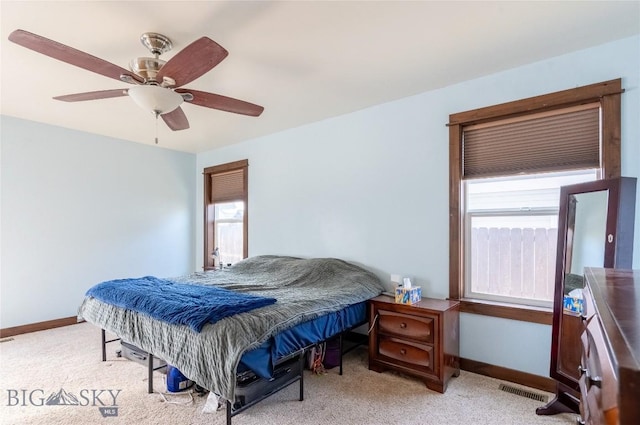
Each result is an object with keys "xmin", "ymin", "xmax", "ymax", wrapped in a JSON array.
[{"xmin": 101, "ymin": 321, "xmax": 365, "ymax": 425}]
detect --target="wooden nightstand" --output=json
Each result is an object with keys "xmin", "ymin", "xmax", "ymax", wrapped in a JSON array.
[{"xmin": 368, "ymin": 295, "xmax": 460, "ymax": 393}]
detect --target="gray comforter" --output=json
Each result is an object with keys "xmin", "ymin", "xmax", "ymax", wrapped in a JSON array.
[{"xmin": 77, "ymin": 255, "xmax": 384, "ymax": 400}]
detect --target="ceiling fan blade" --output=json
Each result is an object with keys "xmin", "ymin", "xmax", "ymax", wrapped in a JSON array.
[
  {"xmin": 8, "ymin": 29, "xmax": 143, "ymax": 84},
  {"xmin": 53, "ymin": 89, "xmax": 128, "ymax": 102},
  {"xmin": 161, "ymin": 107, "xmax": 190, "ymax": 131},
  {"xmin": 156, "ymin": 37, "xmax": 228, "ymax": 87},
  {"xmin": 176, "ymin": 89, "xmax": 264, "ymax": 117}
]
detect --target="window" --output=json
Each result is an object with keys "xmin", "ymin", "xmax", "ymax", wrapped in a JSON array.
[
  {"xmin": 465, "ymin": 171, "xmax": 596, "ymax": 307},
  {"xmin": 448, "ymin": 79, "xmax": 622, "ymax": 323},
  {"xmin": 203, "ymin": 160, "xmax": 248, "ymax": 270}
]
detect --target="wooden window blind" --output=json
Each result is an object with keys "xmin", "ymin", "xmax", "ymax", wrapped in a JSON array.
[
  {"xmin": 210, "ymin": 169, "xmax": 245, "ymax": 203},
  {"xmin": 204, "ymin": 159, "xmax": 248, "ymax": 204},
  {"xmin": 462, "ymin": 104, "xmax": 600, "ymax": 179}
]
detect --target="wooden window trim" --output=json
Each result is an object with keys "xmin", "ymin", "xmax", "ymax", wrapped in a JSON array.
[
  {"xmin": 203, "ymin": 159, "xmax": 249, "ymax": 175},
  {"xmin": 449, "ymin": 79, "xmax": 622, "ymax": 323},
  {"xmin": 203, "ymin": 159, "xmax": 248, "ymax": 270}
]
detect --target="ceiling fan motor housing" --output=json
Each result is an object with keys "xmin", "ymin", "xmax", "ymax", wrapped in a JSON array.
[{"xmin": 129, "ymin": 57, "xmax": 166, "ymax": 81}]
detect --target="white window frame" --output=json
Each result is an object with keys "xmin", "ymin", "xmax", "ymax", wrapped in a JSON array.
[
  {"xmin": 463, "ymin": 207, "xmax": 559, "ymax": 308},
  {"xmin": 213, "ymin": 201, "xmax": 245, "ymax": 266},
  {"xmin": 462, "ymin": 170, "xmax": 597, "ymax": 307}
]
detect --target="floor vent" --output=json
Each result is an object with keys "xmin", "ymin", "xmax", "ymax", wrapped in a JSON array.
[
  {"xmin": 499, "ymin": 383, "xmax": 548, "ymax": 403},
  {"xmin": 0, "ymin": 338, "xmax": 15, "ymax": 343}
]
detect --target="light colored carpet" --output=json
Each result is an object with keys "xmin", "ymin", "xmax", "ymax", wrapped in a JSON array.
[{"xmin": 0, "ymin": 322, "xmax": 576, "ymax": 425}]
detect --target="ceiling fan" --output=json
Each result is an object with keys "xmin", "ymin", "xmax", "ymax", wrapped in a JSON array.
[{"xmin": 8, "ymin": 29, "xmax": 264, "ymax": 132}]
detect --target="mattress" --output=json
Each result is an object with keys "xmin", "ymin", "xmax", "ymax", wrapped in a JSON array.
[{"xmin": 239, "ymin": 301, "xmax": 366, "ymax": 378}]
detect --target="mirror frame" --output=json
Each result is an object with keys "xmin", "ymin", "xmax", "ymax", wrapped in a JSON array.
[{"xmin": 550, "ymin": 176, "xmax": 637, "ymax": 389}]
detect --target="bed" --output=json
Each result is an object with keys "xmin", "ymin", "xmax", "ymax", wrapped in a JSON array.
[{"xmin": 78, "ymin": 255, "xmax": 384, "ymax": 422}]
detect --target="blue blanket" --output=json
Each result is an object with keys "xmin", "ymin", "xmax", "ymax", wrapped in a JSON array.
[{"xmin": 85, "ymin": 276, "xmax": 277, "ymax": 332}]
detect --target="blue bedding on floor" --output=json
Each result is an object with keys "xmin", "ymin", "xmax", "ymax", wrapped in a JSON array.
[
  {"xmin": 238, "ymin": 301, "xmax": 366, "ymax": 378},
  {"xmin": 85, "ymin": 276, "xmax": 277, "ymax": 332}
]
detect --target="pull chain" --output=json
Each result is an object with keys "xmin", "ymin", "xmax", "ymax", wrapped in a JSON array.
[{"xmin": 154, "ymin": 111, "xmax": 159, "ymax": 144}]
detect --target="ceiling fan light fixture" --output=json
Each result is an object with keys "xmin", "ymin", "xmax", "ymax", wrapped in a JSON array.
[{"xmin": 128, "ymin": 85, "xmax": 183, "ymax": 115}]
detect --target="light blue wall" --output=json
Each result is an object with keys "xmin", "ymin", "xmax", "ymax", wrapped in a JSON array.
[
  {"xmin": 196, "ymin": 35, "xmax": 640, "ymax": 377},
  {"xmin": 0, "ymin": 116, "xmax": 196, "ymax": 328}
]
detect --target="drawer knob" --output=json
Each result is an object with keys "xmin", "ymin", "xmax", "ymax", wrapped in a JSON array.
[
  {"xmin": 400, "ymin": 349, "xmax": 406, "ymax": 356},
  {"xmin": 578, "ymin": 365, "xmax": 586, "ymax": 376},
  {"xmin": 400, "ymin": 322, "xmax": 407, "ymax": 329}
]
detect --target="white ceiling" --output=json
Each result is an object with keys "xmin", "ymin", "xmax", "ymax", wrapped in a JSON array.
[{"xmin": 1, "ymin": 1, "xmax": 639, "ymax": 154}]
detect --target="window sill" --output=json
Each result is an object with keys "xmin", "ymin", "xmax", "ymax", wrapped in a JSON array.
[{"xmin": 453, "ymin": 298, "xmax": 553, "ymax": 325}]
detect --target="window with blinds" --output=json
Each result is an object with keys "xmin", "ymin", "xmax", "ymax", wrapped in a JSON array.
[
  {"xmin": 204, "ymin": 160, "xmax": 248, "ymax": 270},
  {"xmin": 448, "ymin": 79, "xmax": 622, "ymax": 320},
  {"xmin": 461, "ymin": 105, "xmax": 602, "ymax": 307}
]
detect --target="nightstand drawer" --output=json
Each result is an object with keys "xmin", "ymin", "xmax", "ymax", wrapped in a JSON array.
[
  {"xmin": 378, "ymin": 310, "xmax": 434, "ymax": 343},
  {"xmin": 378, "ymin": 336, "xmax": 434, "ymax": 373}
]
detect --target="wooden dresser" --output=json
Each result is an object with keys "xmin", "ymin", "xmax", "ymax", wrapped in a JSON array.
[
  {"xmin": 368, "ymin": 295, "xmax": 460, "ymax": 393},
  {"xmin": 579, "ymin": 268, "xmax": 640, "ymax": 425}
]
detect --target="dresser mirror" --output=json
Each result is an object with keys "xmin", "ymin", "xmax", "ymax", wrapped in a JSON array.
[{"xmin": 537, "ymin": 176, "xmax": 637, "ymax": 416}]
